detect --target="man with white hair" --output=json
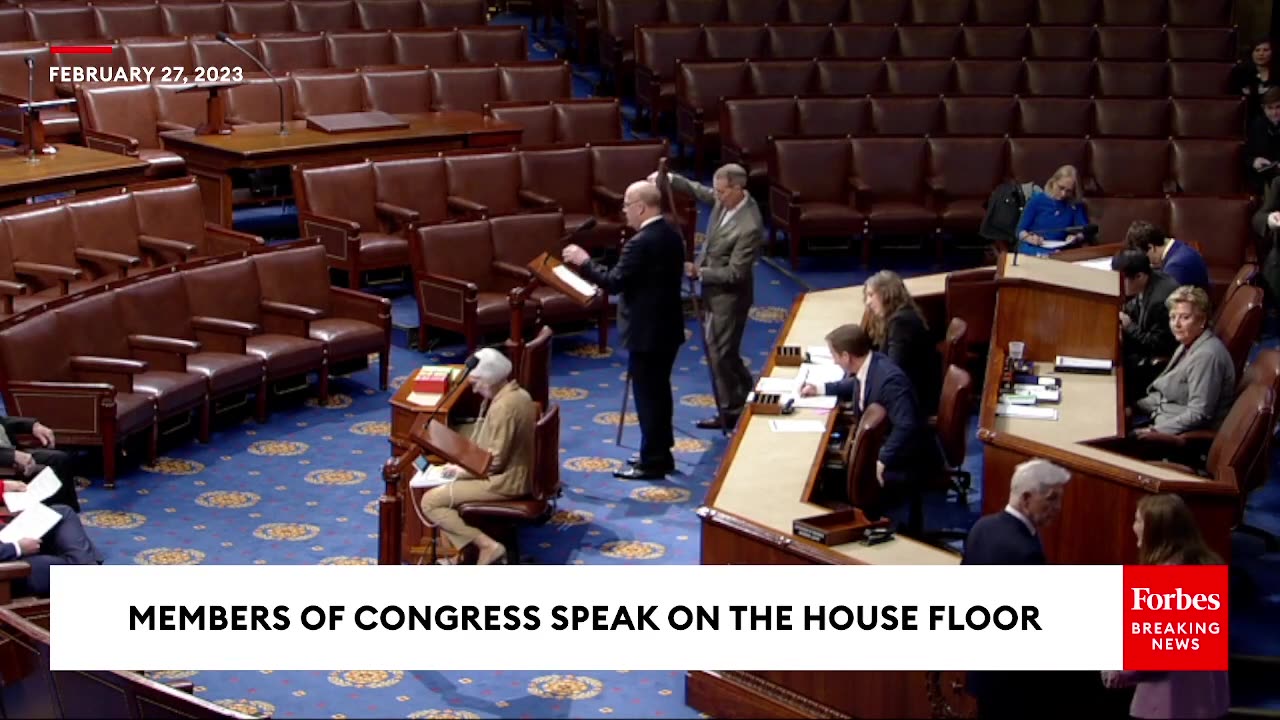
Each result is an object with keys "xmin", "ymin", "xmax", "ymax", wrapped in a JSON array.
[
  {"xmin": 655, "ymin": 163, "xmax": 763, "ymax": 430},
  {"xmin": 418, "ymin": 348, "xmax": 537, "ymax": 565},
  {"xmin": 563, "ymin": 180, "xmax": 685, "ymax": 480},
  {"xmin": 963, "ymin": 458, "xmax": 1070, "ymax": 565}
]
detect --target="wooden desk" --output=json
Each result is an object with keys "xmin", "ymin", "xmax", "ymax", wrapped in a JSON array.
[
  {"xmin": 160, "ymin": 111, "xmax": 522, "ymax": 225},
  {"xmin": 977, "ymin": 254, "xmax": 1238, "ymax": 564},
  {"xmin": 0, "ymin": 144, "xmax": 149, "ymax": 206},
  {"xmin": 691, "ymin": 272, "xmax": 975, "ymax": 720},
  {"xmin": 381, "ymin": 365, "xmax": 474, "ymax": 565}
]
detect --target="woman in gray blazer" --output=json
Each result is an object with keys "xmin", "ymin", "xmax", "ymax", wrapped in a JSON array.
[{"xmin": 1133, "ymin": 286, "xmax": 1236, "ymax": 435}]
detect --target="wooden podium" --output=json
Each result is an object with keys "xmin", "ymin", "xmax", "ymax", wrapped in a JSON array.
[
  {"xmin": 976, "ymin": 253, "xmax": 1238, "ymax": 564},
  {"xmin": 15, "ymin": 98, "xmax": 75, "ymax": 157},
  {"xmin": 509, "ymin": 251, "xmax": 601, "ymax": 353},
  {"xmin": 176, "ymin": 82, "xmax": 242, "ymax": 136}
]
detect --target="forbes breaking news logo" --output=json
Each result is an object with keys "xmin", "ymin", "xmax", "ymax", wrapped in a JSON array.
[{"xmin": 1123, "ymin": 565, "xmax": 1228, "ymax": 671}]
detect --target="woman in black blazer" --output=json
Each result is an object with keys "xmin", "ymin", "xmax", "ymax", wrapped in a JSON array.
[{"xmin": 864, "ymin": 271, "xmax": 940, "ymax": 414}]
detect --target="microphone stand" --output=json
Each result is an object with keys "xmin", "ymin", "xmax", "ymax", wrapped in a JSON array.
[
  {"xmin": 24, "ymin": 56, "xmax": 37, "ymax": 164},
  {"xmin": 215, "ymin": 33, "xmax": 288, "ymax": 136}
]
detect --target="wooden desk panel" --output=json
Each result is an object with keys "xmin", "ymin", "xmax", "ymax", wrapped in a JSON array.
[
  {"xmin": 161, "ymin": 112, "xmax": 522, "ymax": 225},
  {"xmin": 0, "ymin": 144, "xmax": 149, "ymax": 206}
]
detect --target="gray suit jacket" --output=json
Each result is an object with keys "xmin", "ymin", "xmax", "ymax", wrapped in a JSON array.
[
  {"xmin": 670, "ymin": 174, "xmax": 763, "ymax": 314},
  {"xmin": 1136, "ymin": 330, "xmax": 1236, "ymax": 434}
]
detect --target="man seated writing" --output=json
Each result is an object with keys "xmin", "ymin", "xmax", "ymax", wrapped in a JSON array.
[
  {"xmin": 0, "ymin": 481, "xmax": 103, "ymax": 598},
  {"xmin": 418, "ymin": 348, "xmax": 537, "ymax": 566},
  {"xmin": 1, "ymin": 415, "xmax": 81, "ymax": 512}
]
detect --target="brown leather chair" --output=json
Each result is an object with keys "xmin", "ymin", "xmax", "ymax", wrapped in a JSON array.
[
  {"xmin": 1140, "ymin": 383, "xmax": 1275, "ymax": 483},
  {"xmin": 1168, "ymin": 196, "xmax": 1253, "ymax": 300},
  {"xmin": 844, "ymin": 403, "xmax": 888, "ymax": 512},
  {"xmin": 114, "ymin": 272, "xmax": 268, "ymax": 431},
  {"xmin": 552, "ymin": 98, "xmax": 622, "ymax": 143},
  {"xmin": 973, "ymin": 0, "xmax": 1033, "ymax": 22},
  {"xmin": 290, "ymin": 70, "xmax": 364, "ymax": 118},
  {"xmin": 512, "ymin": 324, "xmax": 553, "ymax": 409},
  {"xmin": 0, "ymin": 7, "xmax": 29, "ymax": 43},
  {"xmin": 769, "ymin": 137, "xmax": 861, "ymax": 270},
  {"xmin": 1212, "ymin": 284, "xmax": 1265, "ymax": 382},
  {"xmin": 962, "ymin": 26, "xmax": 1027, "ymax": 59},
  {"xmin": 459, "ymin": 25, "xmax": 529, "ymax": 63},
  {"xmin": 851, "ymin": 137, "xmax": 938, "ymax": 266},
  {"xmin": 1097, "ymin": 60, "xmax": 1167, "ymax": 98},
  {"xmin": 598, "ymin": 0, "xmax": 664, "ymax": 95},
  {"xmin": 941, "ymin": 97, "xmax": 1016, "ymax": 136},
  {"xmin": 1036, "ymin": 0, "xmax": 1096, "ymax": 24},
  {"xmin": 257, "ymin": 33, "xmax": 328, "ymax": 72},
  {"xmin": 357, "ymin": 0, "xmax": 422, "ymax": 29},
  {"xmin": 1170, "ymin": 98, "xmax": 1244, "ymax": 139},
  {"xmin": 56, "ymin": 292, "xmax": 211, "ymax": 447},
  {"xmin": 430, "ymin": 65, "xmax": 500, "ymax": 112},
  {"xmin": 487, "ymin": 101, "xmax": 556, "ymax": 144},
  {"xmin": 884, "ymin": 59, "xmax": 953, "ymax": 96},
  {"xmin": 1212, "ymin": 264, "xmax": 1259, "ymax": 329},
  {"xmin": 518, "ymin": 145, "xmax": 622, "ymax": 249},
  {"xmin": 727, "ymin": 0, "xmax": 780, "ymax": 22},
  {"xmin": 182, "ymin": 256, "xmax": 330, "ymax": 418},
  {"xmin": 787, "ymin": 0, "xmax": 846, "ymax": 22},
  {"xmin": 0, "ymin": 204, "xmax": 93, "ymax": 299},
  {"xmin": 1170, "ymin": 139, "xmax": 1243, "ymax": 195},
  {"xmin": 849, "ymin": 0, "xmax": 907, "ymax": 23},
  {"xmin": 0, "ymin": 310, "xmax": 157, "ymax": 488},
  {"xmin": 930, "ymin": 364, "xmax": 973, "ymax": 500},
  {"xmin": 498, "ymin": 61, "xmax": 572, "ymax": 102},
  {"xmin": 1233, "ymin": 350, "xmax": 1280, "ymax": 549},
  {"xmin": 1008, "ymin": 137, "xmax": 1088, "ymax": 188},
  {"xmin": 1088, "ymin": 197, "xmax": 1168, "ymax": 247},
  {"xmin": 938, "ymin": 318, "xmax": 968, "ymax": 382},
  {"xmin": 23, "ymin": 3, "xmax": 96, "ymax": 42},
  {"xmin": 1017, "ymin": 97, "xmax": 1093, "ymax": 136},
  {"xmin": 152, "ymin": 83, "xmax": 209, "ymax": 133},
  {"xmin": 391, "ymin": 28, "xmax": 461, "ymax": 66},
  {"xmin": 0, "ymin": 221, "xmax": 48, "ymax": 317},
  {"xmin": 1168, "ymin": 61, "xmax": 1235, "ymax": 97},
  {"xmin": 1101, "ymin": 0, "xmax": 1163, "ymax": 24},
  {"xmin": 720, "ymin": 97, "xmax": 796, "ymax": 185},
  {"xmin": 75, "ymin": 84, "xmax": 186, "ymax": 179},
  {"xmin": 227, "ymin": 0, "xmax": 294, "ymax": 33},
  {"xmin": 911, "ymin": 0, "xmax": 968, "ymax": 23},
  {"xmin": 361, "ymin": 66, "xmax": 433, "ymax": 114},
  {"xmin": 830, "ymin": 25, "xmax": 895, "ymax": 59},
  {"xmin": 869, "ymin": 96, "xmax": 940, "ymax": 136},
  {"xmin": 444, "ymin": 151, "xmax": 559, "ymax": 219},
  {"xmin": 929, "ymin": 137, "xmax": 1008, "ymax": 237},
  {"xmin": 675, "ymin": 60, "xmax": 750, "ymax": 173},
  {"xmin": 1093, "ymin": 98, "xmax": 1169, "ymax": 138},
  {"xmin": 130, "ymin": 177, "xmax": 266, "ymax": 258},
  {"xmin": 292, "ymin": 0, "xmax": 356, "ymax": 31},
  {"xmin": 1097, "ymin": 26, "xmax": 1165, "ymax": 61},
  {"xmin": 410, "ymin": 219, "xmax": 537, "ymax": 352},
  {"xmin": 954, "ymin": 59, "xmax": 1023, "ymax": 94},
  {"xmin": 589, "ymin": 140, "xmax": 683, "ymax": 235},
  {"xmin": 944, "ymin": 267, "xmax": 996, "ymax": 371},
  {"xmin": 1169, "ymin": 0, "xmax": 1230, "ymax": 25},
  {"xmin": 665, "ymin": 0, "xmax": 722, "ymax": 24},
  {"xmin": 748, "ymin": 58, "xmax": 815, "ymax": 96},
  {"xmin": 814, "ymin": 58, "xmax": 883, "ymax": 94},
  {"xmin": 120, "ymin": 38, "xmax": 193, "ymax": 77},
  {"xmin": 457, "ymin": 402, "xmax": 562, "ymax": 563},
  {"xmin": 1024, "ymin": 59, "xmax": 1095, "ymax": 96},
  {"xmin": 768, "ymin": 24, "xmax": 831, "ymax": 58},
  {"xmin": 253, "ymin": 243, "xmax": 392, "ymax": 390},
  {"xmin": 796, "ymin": 97, "xmax": 870, "ymax": 136},
  {"xmin": 293, "ymin": 160, "xmax": 413, "ymax": 289},
  {"xmin": 192, "ymin": 35, "xmax": 267, "ymax": 76},
  {"xmin": 490, "ymin": 213, "xmax": 609, "ymax": 349},
  {"xmin": 634, "ymin": 24, "xmax": 702, "ymax": 135},
  {"xmin": 370, "ymin": 155, "xmax": 452, "ymax": 228},
  {"xmin": 422, "ymin": 0, "xmax": 488, "ymax": 26},
  {"xmin": 63, "ymin": 191, "xmax": 175, "ymax": 280},
  {"xmin": 162, "ymin": 2, "xmax": 229, "ymax": 35},
  {"xmin": 326, "ymin": 31, "xmax": 395, "ymax": 69},
  {"xmin": 896, "ymin": 25, "xmax": 960, "ymax": 58}
]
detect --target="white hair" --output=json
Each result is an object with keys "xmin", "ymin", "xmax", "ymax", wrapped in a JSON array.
[
  {"xmin": 713, "ymin": 163, "xmax": 748, "ymax": 188},
  {"xmin": 470, "ymin": 347, "xmax": 512, "ymax": 385},
  {"xmin": 1009, "ymin": 458, "xmax": 1071, "ymax": 500}
]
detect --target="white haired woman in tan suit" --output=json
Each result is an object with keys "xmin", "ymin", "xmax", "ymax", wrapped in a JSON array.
[{"xmin": 420, "ymin": 348, "xmax": 537, "ymax": 565}]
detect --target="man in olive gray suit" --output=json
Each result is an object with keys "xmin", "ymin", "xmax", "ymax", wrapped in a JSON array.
[{"xmin": 656, "ymin": 164, "xmax": 763, "ymax": 430}]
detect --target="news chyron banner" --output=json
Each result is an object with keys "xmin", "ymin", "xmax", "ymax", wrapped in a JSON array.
[{"xmin": 49, "ymin": 565, "xmax": 1226, "ymax": 672}]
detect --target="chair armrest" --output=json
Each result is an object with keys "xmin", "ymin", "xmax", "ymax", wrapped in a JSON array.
[
  {"xmin": 82, "ymin": 128, "xmax": 140, "ymax": 156},
  {"xmin": 11, "ymin": 261, "xmax": 82, "ymax": 294},
  {"xmin": 1136, "ymin": 431, "xmax": 1187, "ymax": 447},
  {"xmin": 74, "ymin": 247, "xmax": 141, "ymax": 278},
  {"xmin": 156, "ymin": 121, "xmax": 190, "ymax": 133},
  {"xmin": 329, "ymin": 286, "xmax": 391, "ymax": 329},
  {"xmin": 518, "ymin": 189, "xmax": 558, "ymax": 210},
  {"xmin": 375, "ymin": 202, "xmax": 420, "ymax": 230},
  {"xmin": 493, "ymin": 260, "xmax": 533, "ymax": 282},
  {"xmin": 69, "ymin": 355, "xmax": 149, "ymax": 375},
  {"xmin": 592, "ymin": 184, "xmax": 624, "ymax": 212},
  {"xmin": 0, "ymin": 280, "xmax": 28, "ymax": 297},
  {"xmin": 138, "ymin": 234, "xmax": 198, "ymax": 261},
  {"xmin": 447, "ymin": 195, "xmax": 489, "ymax": 218},
  {"xmin": 261, "ymin": 300, "xmax": 325, "ymax": 321},
  {"xmin": 190, "ymin": 316, "xmax": 261, "ymax": 337},
  {"xmin": 0, "ymin": 562, "xmax": 31, "ymax": 582},
  {"xmin": 127, "ymin": 334, "xmax": 201, "ymax": 355},
  {"xmin": 203, "ymin": 223, "xmax": 264, "ymax": 255},
  {"xmin": 299, "ymin": 211, "xmax": 360, "ymax": 235}
]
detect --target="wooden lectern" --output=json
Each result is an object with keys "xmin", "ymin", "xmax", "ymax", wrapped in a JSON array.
[
  {"xmin": 379, "ymin": 412, "xmax": 492, "ymax": 565},
  {"xmin": 176, "ymin": 81, "xmax": 242, "ymax": 136},
  {"xmin": 15, "ymin": 98, "xmax": 75, "ymax": 157},
  {"xmin": 508, "ymin": 251, "xmax": 601, "ymax": 355}
]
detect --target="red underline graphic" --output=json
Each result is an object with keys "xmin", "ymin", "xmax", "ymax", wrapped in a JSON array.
[{"xmin": 50, "ymin": 46, "xmax": 115, "ymax": 55}]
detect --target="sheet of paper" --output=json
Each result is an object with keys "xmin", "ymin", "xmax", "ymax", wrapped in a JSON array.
[
  {"xmin": 806, "ymin": 346, "xmax": 834, "ymax": 364},
  {"xmin": 408, "ymin": 464, "xmax": 456, "ymax": 490},
  {"xmin": 0, "ymin": 501, "xmax": 61, "ymax": 544},
  {"xmin": 1039, "ymin": 238, "xmax": 1073, "ymax": 249},
  {"xmin": 552, "ymin": 265, "xmax": 597, "ymax": 297},
  {"xmin": 755, "ymin": 376, "xmax": 799, "ymax": 395},
  {"xmin": 996, "ymin": 404, "xmax": 1059, "ymax": 421},
  {"xmin": 799, "ymin": 362, "xmax": 845, "ymax": 387},
  {"xmin": 406, "ymin": 391, "xmax": 444, "ymax": 407},
  {"xmin": 791, "ymin": 395, "xmax": 838, "ymax": 410},
  {"xmin": 3, "ymin": 468, "xmax": 61, "ymax": 513},
  {"xmin": 1056, "ymin": 355, "xmax": 1113, "ymax": 371},
  {"xmin": 768, "ymin": 419, "xmax": 828, "ymax": 433},
  {"xmin": 1073, "ymin": 258, "xmax": 1114, "ymax": 271}
]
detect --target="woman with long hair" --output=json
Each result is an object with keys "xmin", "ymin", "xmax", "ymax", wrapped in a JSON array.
[
  {"xmin": 1015, "ymin": 165, "xmax": 1089, "ymax": 257},
  {"xmin": 864, "ymin": 270, "xmax": 940, "ymax": 414},
  {"xmin": 1101, "ymin": 494, "xmax": 1229, "ymax": 719}
]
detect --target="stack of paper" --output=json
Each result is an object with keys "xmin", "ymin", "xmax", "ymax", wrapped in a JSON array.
[
  {"xmin": 553, "ymin": 265, "xmax": 598, "ymax": 297},
  {"xmin": 996, "ymin": 404, "xmax": 1059, "ymax": 421},
  {"xmin": 0, "ymin": 468, "xmax": 64, "ymax": 543},
  {"xmin": 409, "ymin": 463, "xmax": 459, "ymax": 489},
  {"xmin": 1073, "ymin": 258, "xmax": 1115, "ymax": 272},
  {"xmin": 755, "ymin": 376, "xmax": 800, "ymax": 395},
  {"xmin": 797, "ymin": 362, "xmax": 846, "ymax": 388},
  {"xmin": 3, "ymin": 467, "xmax": 61, "ymax": 513}
]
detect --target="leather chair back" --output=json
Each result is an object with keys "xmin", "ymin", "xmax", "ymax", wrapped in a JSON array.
[
  {"xmin": 830, "ymin": 26, "xmax": 895, "ymax": 59},
  {"xmin": 459, "ymin": 25, "xmax": 527, "ymax": 63},
  {"xmin": 929, "ymin": 138, "xmax": 1007, "ymax": 199},
  {"xmin": 422, "ymin": 0, "xmax": 487, "ymax": 26},
  {"xmin": 770, "ymin": 138, "xmax": 851, "ymax": 204},
  {"xmin": 796, "ymin": 97, "xmax": 869, "ymax": 136},
  {"xmin": 258, "ymin": 33, "xmax": 327, "ymax": 72},
  {"xmin": 55, "ymin": 291, "xmax": 131, "ymax": 360},
  {"xmin": 1009, "ymin": 137, "xmax": 1087, "ymax": 186},
  {"xmin": 852, "ymin": 137, "xmax": 927, "ymax": 200},
  {"xmin": 519, "ymin": 325, "xmax": 553, "ymax": 410},
  {"xmin": 153, "ymin": 83, "xmax": 209, "ymax": 130},
  {"xmin": 942, "ymin": 97, "xmax": 1016, "ymax": 136},
  {"xmin": 1170, "ymin": 0, "xmax": 1229, "ymax": 25},
  {"xmin": 1025, "ymin": 59, "xmax": 1094, "ymax": 96},
  {"xmin": 1169, "ymin": 196, "xmax": 1250, "ymax": 278},
  {"xmin": 1087, "ymin": 138, "xmax": 1169, "ymax": 196},
  {"xmin": 0, "ymin": 7, "xmax": 24, "ymax": 44},
  {"xmin": 182, "ymin": 257, "xmax": 262, "ymax": 324},
  {"xmin": 191, "ymin": 34, "xmax": 261, "ymax": 73},
  {"xmin": 935, "ymin": 365, "xmax": 972, "ymax": 469},
  {"xmin": 371, "ymin": 156, "xmax": 449, "ymax": 225},
  {"xmin": 413, "ymin": 221, "xmax": 496, "ymax": 287},
  {"xmin": 430, "ymin": 66, "xmax": 499, "ymax": 112},
  {"xmin": 0, "ymin": 221, "xmax": 20, "ymax": 286},
  {"xmin": 499, "ymin": 62, "xmax": 572, "ymax": 102},
  {"xmin": 1037, "ymin": 0, "xmax": 1097, "ymax": 27},
  {"xmin": 131, "ymin": 178, "xmax": 208, "ymax": 251},
  {"xmin": 225, "ymin": 75, "xmax": 298, "ymax": 124},
  {"xmin": 845, "ymin": 403, "xmax": 887, "ymax": 510},
  {"xmin": 1102, "ymin": 0, "xmax": 1162, "ymax": 24},
  {"xmin": 326, "ymin": 31, "xmax": 395, "ymax": 69},
  {"xmin": 291, "ymin": 71, "xmax": 363, "ymax": 118},
  {"xmin": 665, "ymin": 0, "xmax": 722, "ymax": 24},
  {"xmin": 590, "ymin": 141, "xmax": 669, "ymax": 200},
  {"xmin": 77, "ymin": 84, "xmax": 162, "ymax": 149},
  {"xmin": 391, "ymin": 29, "xmax": 459, "ymax": 66},
  {"xmin": 870, "ymin": 97, "xmax": 939, "ymax": 136},
  {"xmin": 445, "ymin": 152, "xmax": 523, "ymax": 216},
  {"xmin": 64, "ymin": 192, "xmax": 143, "ymax": 263},
  {"xmin": 817, "ymin": 58, "xmax": 883, "ymax": 94},
  {"xmin": 912, "ymin": 0, "xmax": 968, "ymax": 23},
  {"xmin": 0, "ymin": 311, "xmax": 70, "ymax": 383},
  {"xmin": 162, "ymin": 3, "xmax": 227, "ymax": 35},
  {"xmin": 1097, "ymin": 60, "xmax": 1166, "ymax": 97},
  {"xmin": 296, "ymin": 161, "xmax": 380, "ymax": 231},
  {"xmin": 488, "ymin": 102, "xmax": 555, "ymax": 145},
  {"xmin": 1018, "ymin": 97, "xmax": 1091, "ymax": 136},
  {"xmin": 788, "ymin": 0, "xmax": 846, "ymax": 22},
  {"xmin": 768, "ymin": 24, "xmax": 831, "ymax": 58},
  {"xmin": 637, "ymin": 25, "xmax": 702, "ymax": 81},
  {"xmin": 1212, "ymin": 285, "xmax": 1264, "ymax": 381},
  {"xmin": 357, "ymin": 0, "xmax": 422, "ymax": 29},
  {"xmin": 361, "ymin": 66, "xmax": 432, "ymax": 114},
  {"xmin": 727, "ymin": 0, "xmax": 781, "ymax": 23},
  {"xmin": 1171, "ymin": 98, "xmax": 1245, "ymax": 139},
  {"xmin": 1097, "ymin": 26, "xmax": 1163, "ymax": 60},
  {"xmin": 0, "ymin": 44, "xmax": 57, "ymax": 101},
  {"xmin": 677, "ymin": 61, "xmax": 749, "ymax": 116},
  {"xmin": 1094, "ymin": 98, "xmax": 1168, "ymax": 138},
  {"xmin": 121, "ymin": 38, "xmax": 193, "ymax": 74},
  {"xmin": 1240, "ymin": 348, "xmax": 1280, "ymax": 397},
  {"xmin": 963, "ymin": 26, "xmax": 1027, "ymax": 58},
  {"xmin": 530, "ymin": 402, "xmax": 562, "ymax": 502},
  {"xmin": 723, "ymin": 97, "xmax": 795, "ymax": 160},
  {"xmin": 884, "ymin": 59, "xmax": 952, "ymax": 95},
  {"xmin": 292, "ymin": 0, "xmax": 356, "ymax": 32},
  {"xmin": 254, "ymin": 244, "xmax": 333, "ymax": 314},
  {"xmin": 1205, "ymin": 383, "xmax": 1274, "ymax": 494},
  {"xmin": 115, "ymin": 273, "xmax": 195, "ymax": 341},
  {"xmin": 490, "ymin": 213, "xmax": 565, "ymax": 267},
  {"xmin": 1088, "ymin": 197, "xmax": 1167, "ymax": 247},
  {"xmin": 896, "ymin": 25, "xmax": 960, "ymax": 58},
  {"xmin": 1, "ymin": 205, "xmax": 80, "ymax": 289},
  {"xmin": 1169, "ymin": 61, "xmax": 1234, "ymax": 97},
  {"xmin": 518, "ymin": 147, "xmax": 593, "ymax": 214},
  {"xmin": 227, "ymin": 0, "xmax": 293, "ymax": 33},
  {"xmin": 748, "ymin": 59, "xmax": 815, "ymax": 96},
  {"xmin": 1171, "ymin": 139, "xmax": 1242, "ymax": 195},
  {"xmin": 554, "ymin": 99, "xmax": 622, "ymax": 143},
  {"xmin": 939, "ymin": 317, "xmax": 968, "ymax": 377},
  {"xmin": 944, "ymin": 268, "xmax": 996, "ymax": 352},
  {"xmin": 24, "ymin": 3, "xmax": 95, "ymax": 41},
  {"xmin": 850, "ymin": 0, "xmax": 907, "ymax": 23},
  {"xmin": 1214, "ymin": 263, "xmax": 1259, "ymax": 328},
  {"xmin": 955, "ymin": 59, "xmax": 1022, "ymax": 94}
]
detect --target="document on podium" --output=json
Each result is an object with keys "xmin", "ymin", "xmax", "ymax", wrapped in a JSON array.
[
  {"xmin": 552, "ymin": 264, "xmax": 598, "ymax": 297},
  {"xmin": 0, "ymin": 501, "xmax": 61, "ymax": 543},
  {"xmin": 3, "ymin": 467, "xmax": 61, "ymax": 513}
]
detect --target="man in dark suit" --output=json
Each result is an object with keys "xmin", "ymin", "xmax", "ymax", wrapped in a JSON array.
[
  {"xmin": 799, "ymin": 323, "xmax": 936, "ymax": 517},
  {"xmin": 0, "ymin": 482, "xmax": 102, "ymax": 598},
  {"xmin": 1, "ymin": 415, "xmax": 81, "ymax": 512},
  {"xmin": 1112, "ymin": 249, "xmax": 1180, "ymax": 403},
  {"xmin": 563, "ymin": 181, "xmax": 685, "ymax": 480},
  {"xmin": 1124, "ymin": 221, "xmax": 1209, "ymax": 292}
]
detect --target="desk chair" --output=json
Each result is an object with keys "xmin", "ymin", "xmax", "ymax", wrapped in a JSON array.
[
  {"xmin": 1215, "ymin": 284, "xmax": 1265, "ymax": 382},
  {"xmin": 931, "ymin": 365, "xmax": 973, "ymax": 501},
  {"xmin": 1212, "ymin": 262, "xmax": 1259, "ymax": 328},
  {"xmin": 844, "ymin": 403, "xmax": 888, "ymax": 514},
  {"xmin": 1233, "ymin": 349, "xmax": 1280, "ymax": 550},
  {"xmin": 937, "ymin": 317, "xmax": 968, "ymax": 380},
  {"xmin": 943, "ymin": 268, "xmax": 996, "ymax": 380}
]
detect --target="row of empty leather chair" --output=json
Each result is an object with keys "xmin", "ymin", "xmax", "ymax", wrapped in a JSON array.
[
  {"xmin": 291, "ymin": 140, "xmax": 682, "ymax": 289},
  {"xmin": 0, "ymin": 242, "xmax": 390, "ymax": 488},
  {"xmin": 766, "ymin": 135, "xmax": 1251, "ymax": 275},
  {"xmin": 0, "ymin": 0, "xmax": 487, "ymax": 43},
  {"xmin": 0, "ymin": 177, "xmax": 262, "ymax": 315},
  {"xmin": 594, "ymin": 0, "xmax": 1232, "ymax": 92},
  {"xmin": 674, "ymin": 58, "xmax": 1238, "ymax": 171},
  {"xmin": 484, "ymin": 98, "xmax": 622, "ymax": 145},
  {"xmin": 722, "ymin": 96, "xmax": 1245, "ymax": 182}
]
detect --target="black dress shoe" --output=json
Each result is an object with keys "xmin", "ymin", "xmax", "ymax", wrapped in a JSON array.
[
  {"xmin": 614, "ymin": 466, "xmax": 670, "ymax": 480},
  {"xmin": 695, "ymin": 415, "xmax": 738, "ymax": 430}
]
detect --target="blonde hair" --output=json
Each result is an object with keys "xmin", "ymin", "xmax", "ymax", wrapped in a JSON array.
[
  {"xmin": 1045, "ymin": 165, "xmax": 1081, "ymax": 203},
  {"xmin": 1165, "ymin": 285, "xmax": 1212, "ymax": 321},
  {"xmin": 864, "ymin": 270, "xmax": 925, "ymax": 347}
]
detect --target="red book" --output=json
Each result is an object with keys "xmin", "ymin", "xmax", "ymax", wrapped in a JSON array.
[{"xmin": 412, "ymin": 368, "xmax": 452, "ymax": 394}]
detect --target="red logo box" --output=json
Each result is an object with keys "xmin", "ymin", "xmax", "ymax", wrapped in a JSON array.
[{"xmin": 1123, "ymin": 565, "xmax": 1228, "ymax": 671}]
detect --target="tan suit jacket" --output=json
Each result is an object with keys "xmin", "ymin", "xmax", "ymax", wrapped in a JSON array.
[{"xmin": 457, "ymin": 380, "xmax": 537, "ymax": 497}]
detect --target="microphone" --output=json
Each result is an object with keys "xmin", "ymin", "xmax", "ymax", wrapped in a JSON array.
[
  {"xmin": 574, "ymin": 217, "xmax": 598, "ymax": 234},
  {"xmin": 23, "ymin": 55, "xmax": 34, "ymax": 69},
  {"xmin": 23, "ymin": 56, "xmax": 36, "ymax": 160},
  {"xmin": 396, "ymin": 355, "xmax": 482, "ymax": 475},
  {"xmin": 215, "ymin": 32, "xmax": 287, "ymax": 136}
]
